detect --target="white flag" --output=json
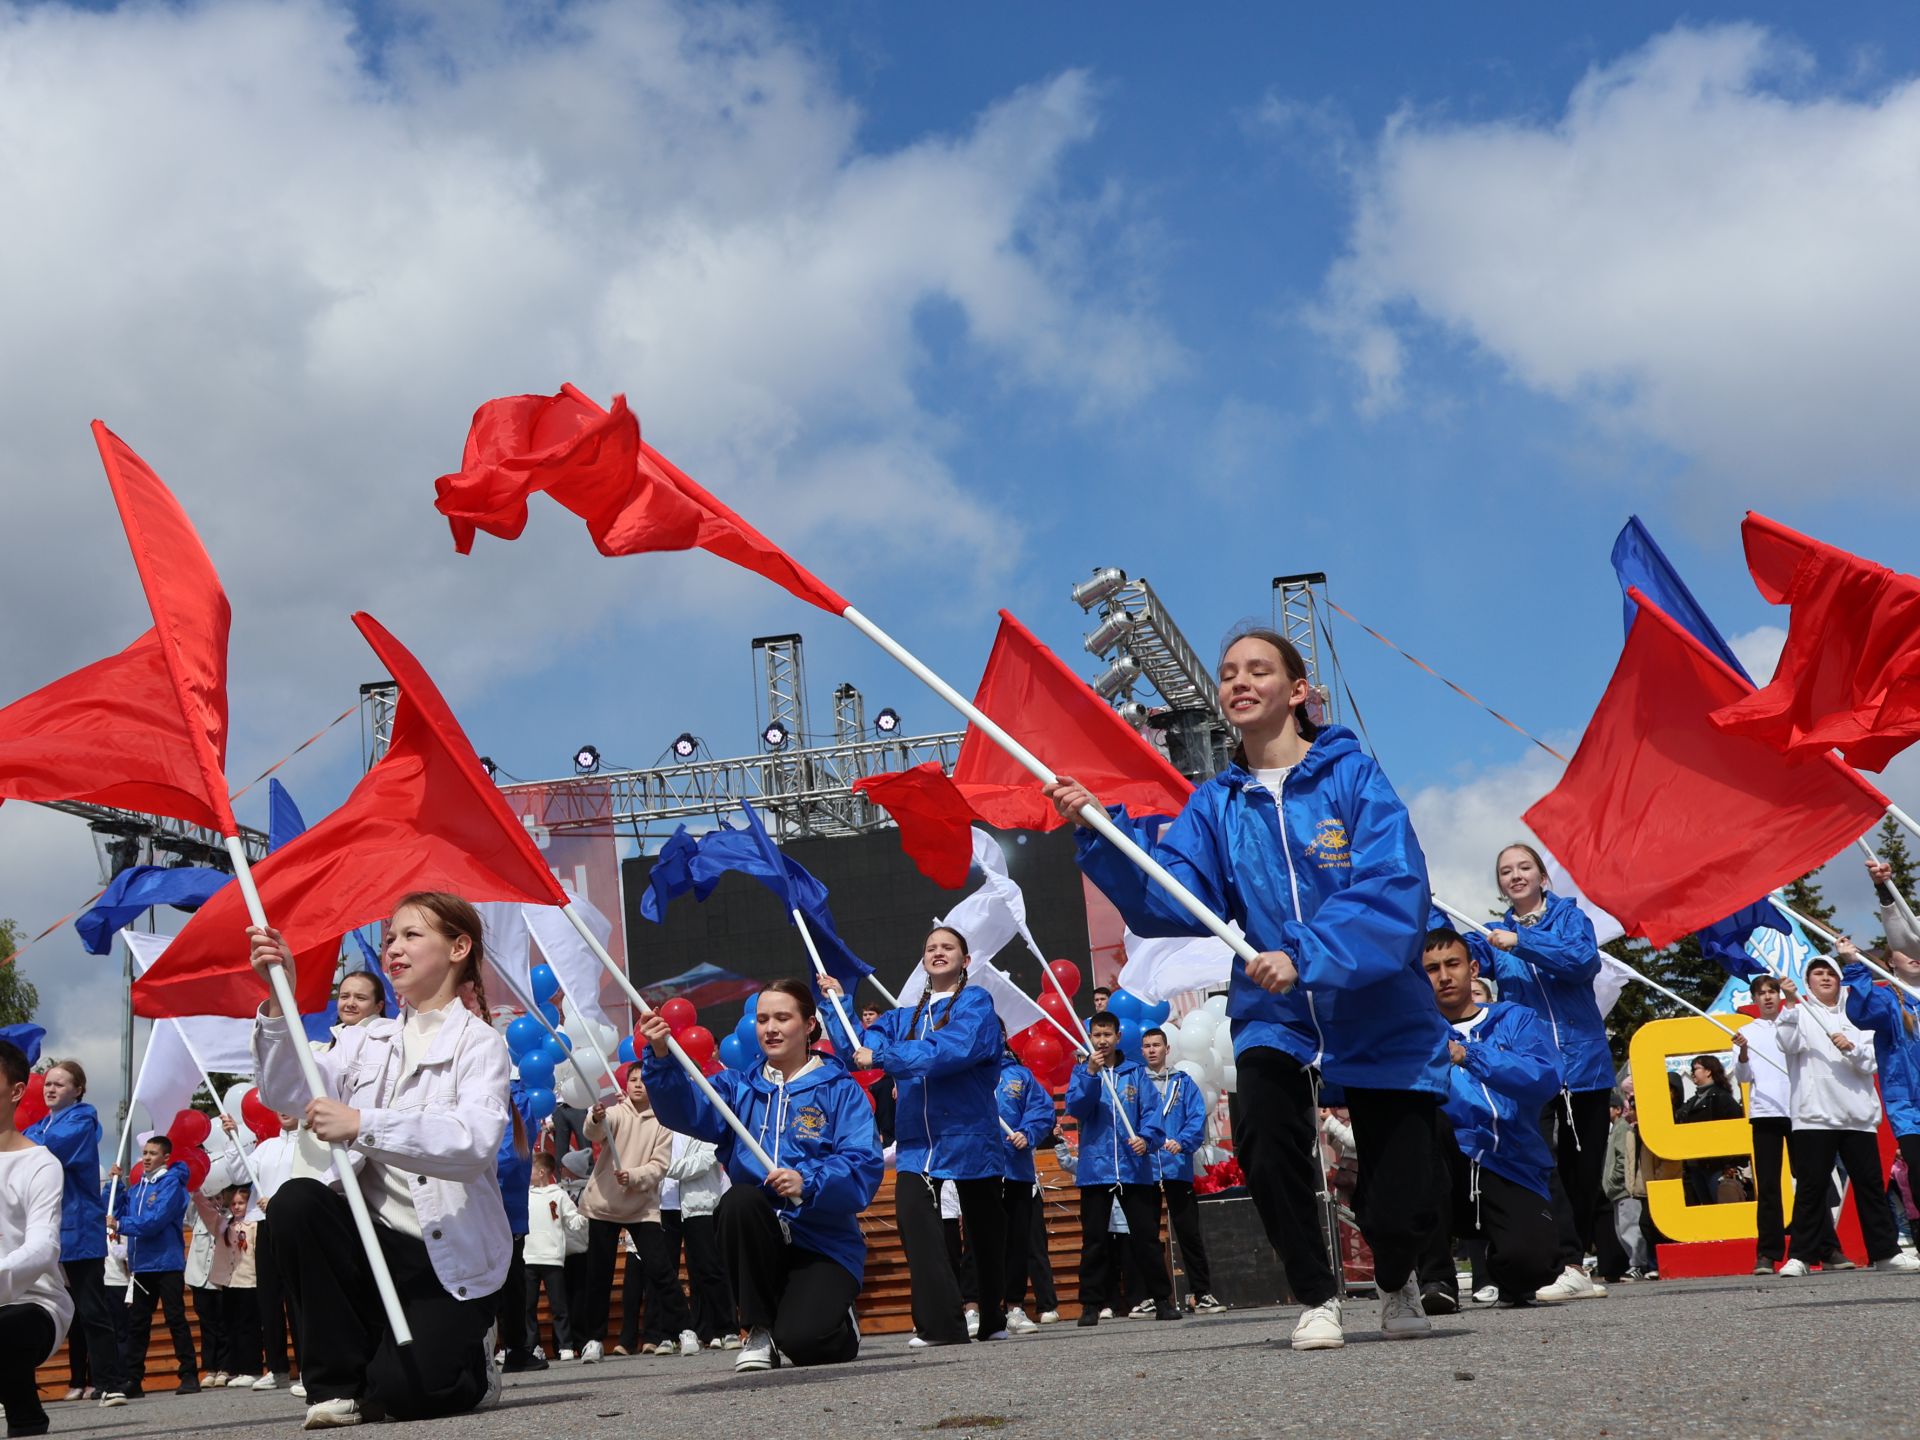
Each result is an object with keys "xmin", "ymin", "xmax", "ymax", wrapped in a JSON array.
[
  {"xmin": 1542, "ymin": 848, "xmax": 1636, "ymax": 1017},
  {"xmin": 526, "ymin": 892, "xmax": 618, "ymax": 1038},
  {"xmin": 1118, "ymin": 927, "xmax": 1237, "ymax": 1003},
  {"xmin": 125, "ymin": 933, "xmax": 256, "ymax": 1074},
  {"xmin": 896, "ymin": 955, "xmax": 1055, "ymax": 1044},
  {"xmin": 937, "ymin": 830, "xmax": 1027, "ymax": 966}
]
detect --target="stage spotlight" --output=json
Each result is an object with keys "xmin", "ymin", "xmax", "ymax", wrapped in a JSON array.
[
  {"xmin": 762, "ymin": 721, "xmax": 789, "ymax": 749},
  {"xmin": 1115, "ymin": 701, "xmax": 1150, "ymax": 727},
  {"xmin": 1091, "ymin": 655, "xmax": 1141, "ymax": 701},
  {"xmin": 874, "ymin": 708, "xmax": 901, "ymax": 734},
  {"xmin": 479, "ymin": 756, "xmax": 498, "ymax": 780},
  {"xmin": 1083, "ymin": 610, "xmax": 1134, "ymax": 655},
  {"xmin": 1070, "ymin": 566, "xmax": 1127, "ymax": 611},
  {"xmin": 573, "ymin": 744, "xmax": 601, "ymax": 774},
  {"xmin": 672, "ymin": 733, "xmax": 700, "ymax": 759}
]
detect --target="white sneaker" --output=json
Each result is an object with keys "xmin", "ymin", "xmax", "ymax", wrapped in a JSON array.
[
  {"xmin": 678, "ymin": 1329, "xmax": 701, "ymax": 1356},
  {"xmin": 100, "ymin": 1393, "xmax": 129, "ymax": 1408},
  {"xmin": 1125, "ymin": 1299, "xmax": 1155, "ymax": 1320},
  {"xmin": 1192, "ymin": 1294, "xmax": 1226, "ymax": 1314},
  {"xmin": 720, "ymin": 1334, "xmax": 744, "ymax": 1350},
  {"xmin": 965, "ymin": 1308, "xmax": 980, "ymax": 1338},
  {"xmin": 1037, "ymin": 1310, "xmax": 1061, "ymax": 1325},
  {"xmin": 580, "ymin": 1340, "xmax": 604, "ymax": 1364},
  {"xmin": 302, "ymin": 1398, "xmax": 363, "ymax": 1430},
  {"xmin": 1777, "ymin": 1259, "xmax": 1810, "ymax": 1277},
  {"xmin": 1291, "ymin": 1297, "xmax": 1345, "ymax": 1351},
  {"xmin": 906, "ymin": 1335, "xmax": 932, "ymax": 1349},
  {"xmin": 290, "ymin": 1382, "xmax": 308, "ymax": 1399},
  {"xmin": 227, "ymin": 1374, "xmax": 262, "ymax": 1388},
  {"xmin": 209, "ymin": 1372, "xmax": 229, "ymax": 1387},
  {"xmin": 479, "ymin": 1325, "xmax": 502, "ymax": 1410},
  {"xmin": 558, "ymin": 1349, "xmax": 577, "ymax": 1361},
  {"xmin": 1874, "ymin": 1252, "xmax": 1920, "ymax": 1273},
  {"xmin": 1098, "ymin": 1307, "xmax": 1114, "ymax": 1319},
  {"xmin": 1534, "ymin": 1267, "xmax": 1607, "ymax": 1302},
  {"xmin": 1005, "ymin": 1307, "xmax": 1039, "ymax": 1335},
  {"xmin": 736, "ymin": 1327, "xmax": 776, "ymax": 1372},
  {"xmin": 1471, "ymin": 1285, "xmax": 1500, "ymax": 1305},
  {"xmin": 252, "ymin": 1373, "xmax": 282, "ymax": 1391},
  {"xmin": 1380, "ymin": 1274, "xmax": 1431, "ymax": 1339}
]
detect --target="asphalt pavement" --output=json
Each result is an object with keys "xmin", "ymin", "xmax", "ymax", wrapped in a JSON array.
[{"xmin": 27, "ymin": 1270, "xmax": 1920, "ymax": 1440}]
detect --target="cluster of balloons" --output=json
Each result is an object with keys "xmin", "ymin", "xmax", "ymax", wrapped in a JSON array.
[
  {"xmin": 502, "ymin": 963, "xmax": 573, "ymax": 1121},
  {"xmin": 1100, "ymin": 986, "xmax": 1175, "ymax": 1059},
  {"xmin": 1160, "ymin": 994, "xmax": 1237, "ymax": 1155}
]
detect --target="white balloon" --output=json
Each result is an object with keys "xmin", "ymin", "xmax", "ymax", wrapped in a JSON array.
[
  {"xmin": 1220, "ymin": 1063, "xmax": 1238, "ymax": 1094},
  {"xmin": 1175, "ymin": 1060, "xmax": 1209, "ymax": 1087},
  {"xmin": 556, "ymin": 1069, "xmax": 594, "ymax": 1110},
  {"xmin": 1210, "ymin": 1027, "xmax": 1235, "ymax": 1063},
  {"xmin": 221, "ymin": 1081, "xmax": 254, "ymax": 1118},
  {"xmin": 1181, "ymin": 1011, "xmax": 1218, "ymax": 1046},
  {"xmin": 1204, "ymin": 994, "xmax": 1228, "ymax": 1017}
]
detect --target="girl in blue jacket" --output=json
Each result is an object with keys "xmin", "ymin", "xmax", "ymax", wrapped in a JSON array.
[
  {"xmin": 1048, "ymin": 625, "xmax": 1448, "ymax": 1352},
  {"xmin": 995, "ymin": 1044, "xmax": 1056, "ymax": 1334},
  {"xmin": 640, "ymin": 978, "xmax": 882, "ymax": 1373},
  {"xmin": 25, "ymin": 1057, "xmax": 126, "ymax": 1404},
  {"xmin": 825, "ymin": 926, "xmax": 1007, "ymax": 1347},
  {"xmin": 1482, "ymin": 842, "xmax": 1612, "ymax": 1301}
]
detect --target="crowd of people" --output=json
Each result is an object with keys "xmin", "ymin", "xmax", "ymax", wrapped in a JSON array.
[{"xmin": 4, "ymin": 627, "xmax": 1919, "ymax": 1436}]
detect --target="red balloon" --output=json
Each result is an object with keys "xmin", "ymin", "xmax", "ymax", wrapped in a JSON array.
[
  {"xmin": 1023, "ymin": 1031, "xmax": 1065, "ymax": 1078},
  {"xmin": 699, "ymin": 1054, "xmax": 724, "ymax": 1078},
  {"xmin": 816, "ymin": 1032, "xmax": 835, "ymax": 1056},
  {"xmin": 180, "ymin": 1147, "xmax": 211, "ymax": 1192},
  {"xmin": 1037, "ymin": 990, "xmax": 1074, "ymax": 1030},
  {"xmin": 1048, "ymin": 959, "xmax": 1082, "ymax": 1000},
  {"xmin": 1010, "ymin": 1023, "xmax": 1042, "ymax": 1054},
  {"xmin": 678, "ymin": 1025, "xmax": 717, "ymax": 1067},
  {"xmin": 852, "ymin": 1068, "xmax": 885, "ymax": 1089},
  {"xmin": 240, "ymin": 1089, "xmax": 279, "ymax": 1144},
  {"xmin": 659, "ymin": 998, "xmax": 699, "ymax": 1035},
  {"xmin": 15, "ymin": 1074, "xmax": 47, "ymax": 1131},
  {"xmin": 168, "ymin": 1108, "xmax": 212, "ymax": 1150},
  {"xmin": 127, "ymin": 1160, "xmax": 146, "ymax": 1187}
]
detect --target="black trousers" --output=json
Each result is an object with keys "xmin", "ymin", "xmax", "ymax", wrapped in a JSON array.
[
  {"xmin": 562, "ymin": 1250, "xmax": 590, "ymax": 1347},
  {"xmin": 525, "ymin": 1262, "xmax": 574, "ymax": 1354},
  {"xmin": 1751, "ymin": 1118, "xmax": 1793, "ymax": 1264},
  {"xmin": 714, "ymin": 1185, "xmax": 859, "ymax": 1365},
  {"xmin": 1417, "ymin": 1114, "xmax": 1559, "ymax": 1302},
  {"xmin": 60, "ymin": 1257, "xmax": 124, "ymax": 1394},
  {"xmin": 1162, "ymin": 1179, "xmax": 1212, "ymax": 1299},
  {"xmin": 1028, "ymin": 1198, "xmax": 1058, "ymax": 1311},
  {"xmin": 495, "ymin": 1236, "xmax": 531, "ymax": 1357},
  {"xmin": 191, "ymin": 1283, "xmax": 224, "ymax": 1374},
  {"xmin": 1789, "ymin": 1128, "xmax": 1900, "ymax": 1264},
  {"xmin": 1077, "ymin": 1185, "xmax": 1171, "ymax": 1314},
  {"xmin": 266, "ymin": 1178, "xmax": 492, "ymax": 1419},
  {"xmin": 254, "ymin": 1218, "xmax": 297, "ymax": 1376},
  {"xmin": 588, "ymin": 1217, "xmax": 684, "ymax": 1348},
  {"xmin": 127, "ymin": 1269, "xmax": 195, "ymax": 1388},
  {"xmin": 1541, "ymin": 1089, "xmax": 1614, "ymax": 1268},
  {"xmin": 895, "ymin": 1173, "xmax": 1006, "ymax": 1342},
  {"xmin": 1341, "ymin": 1086, "xmax": 1440, "ymax": 1294},
  {"xmin": 665, "ymin": 1212, "xmax": 734, "ymax": 1341},
  {"xmin": 221, "ymin": 1287, "xmax": 262, "ymax": 1375},
  {"xmin": 1233, "ymin": 1047, "xmax": 1340, "ymax": 1305},
  {"xmin": 549, "ymin": 1106, "xmax": 590, "ymax": 1163},
  {"xmin": 0, "ymin": 1303, "xmax": 56, "ymax": 1437},
  {"xmin": 943, "ymin": 1217, "xmax": 979, "ymax": 1303},
  {"xmin": 1002, "ymin": 1181, "xmax": 1035, "ymax": 1312}
]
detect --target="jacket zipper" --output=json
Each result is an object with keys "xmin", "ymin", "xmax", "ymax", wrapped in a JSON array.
[{"xmin": 1267, "ymin": 770, "xmax": 1325, "ymax": 1069}]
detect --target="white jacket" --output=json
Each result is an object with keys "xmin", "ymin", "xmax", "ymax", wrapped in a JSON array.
[
  {"xmin": 253, "ymin": 1001, "xmax": 514, "ymax": 1301},
  {"xmin": 523, "ymin": 1182, "xmax": 587, "ymax": 1265},
  {"xmin": 1777, "ymin": 996, "xmax": 1880, "ymax": 1131},
  {"xmin": 185, "ymin": 1132, "xmax": 256, "ymax": 1287},
  {"xmin": 662, "ymin": 1132, "xmax": 726, "ymax": 1218},
  {"xmin": 0, "ymin": 1146, "xmax": 73, "ymax": 1350},
  {"xmin": 1730, "ymin": 1016, "xmax": 1791, "ymax": 1121}
]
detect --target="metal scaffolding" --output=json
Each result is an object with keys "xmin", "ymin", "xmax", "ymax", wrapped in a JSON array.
[{"xmin": 1272, "ymin": 571, "xmax": 1337, "ymax": 726}]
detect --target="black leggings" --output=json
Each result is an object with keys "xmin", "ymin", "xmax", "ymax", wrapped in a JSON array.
[
  {"xmin": 1751, "ymin": 1118, "xmax": 1793, "ymax": 1265},
  {"xmin": 1541, "ymin": 1089, "xmax": 1614, "ymax": 1268},
  {"xmin": 0, "ymin": 1304, "xmax": 57, "ymax": 1435},
  {"xmin": 676, "ymin": 1213, "xmax": 735, "ymax": 1342},
  {"xmin": 1417, "ymin": 1113, "xmax": 1559, "ymax": 1301},
  {"xmin": 127, "ymin": 1269, "xmax": 195, "ymax": 1388},
  {"xmin": 589, "ymin": 1218, "xmax": 684, "ymax": 1349},
  {"xmin": 1076, "ymin": 1185, "xmax": 1170, "ymax": 1313},
  {"xmin": 254, "ymin": 1218, "xmax": 298, "ymax": 1376},
  {"xmin": 266, "ymin": 1178, "xmax": 493, "ymax": 1419},
  {"xmin": 1789, "ymin": 1128, "xmax": 1900, "ymax": 1264},
  {"xmin": 1002, "ymin": 1181, "xmax": 1035, "ymax": 1312},
  {"xmin": 1162, "ymin": 1179, "xmax": 1211, "ymax": 1299},
  {"xmin": 61, "ymin": 1257, "xmax": 124, "ymax": 1394},
  {"xmin": 714, "ymin": 1186, "xmax": 859, "ymax": 1365},
  {"xmin": 525, "ymin": 1263, "xmax": 573, "ymax": 1354},
  {"xmin": 895, "ymin": 1173, "xmax": 1006, "ymax": 1342}
]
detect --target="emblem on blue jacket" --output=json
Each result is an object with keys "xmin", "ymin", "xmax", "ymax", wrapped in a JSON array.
[
  {"xmin": 794, "ymin": 1105, "xmax": 828, "ymax": 1140},
  {"xmin": 1308, "ymin": 817, "xmax": 1351, "ymax": 870}
]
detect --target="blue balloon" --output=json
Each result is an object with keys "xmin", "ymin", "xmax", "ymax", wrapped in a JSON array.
[
  {"xmin": 517, "ymin": 1051, "xmax": 556, "ymax": 1090},
  {"xmin": 529, "ymin": 964, "xmax": 560, "ymax": 1006},
  {"xmin": 1144, "ymin": 999, "xmax": 1172, "ymax": 1026},
  {"xmin": 1117, "ymin": 1019, "xmax": 1144, "ymax": 1055},
  {"xmin": 617, "ymin": 1035, "xmax": 637, "ymax": 1065},
  {"xmin": 719, "ymin": 1033, "xmax": 749, "ymax": 1069},
  {"xmin": 506, "ymin": 1016, "xmax": 545, "ymax": 1057},
  {"xmin": 537, "ymin": 1000, "xmax": 562, "ymax": 1028},
  {"xmin": 524, "ymin": 1087, "xmax": 556, "ymax": 1122},
  {"xmin": 1107, "ymin": 990, "xmax": 1144, "ymax": 1022},
  {"xmin": 540, "ymin": 1038, "xmax": 572, "ymax": 1077},
  {"xmin": 734, "ymin": 1012, "xmax": 759, "ymax": 1045}
]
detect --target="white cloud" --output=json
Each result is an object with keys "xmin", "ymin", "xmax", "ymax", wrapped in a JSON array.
[
  {"xmin": 1404, "ymin": 747, "xmax": 1568, "ymax": 921},
  {"xmin": 1314, "ymin": 24, "xmax": 1920, "ymax": 490},
  {"xmin": 1729, "ymin": 623, "xmax": 1787, "ymax": 684}
]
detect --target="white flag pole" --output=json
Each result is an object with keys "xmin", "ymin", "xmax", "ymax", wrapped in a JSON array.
[
  {"xmin": 1023, "ymin": 936, "xmax": 1139, "ymax": 1142},
  {"xmin": 792, "ymin": 909, "xmax": 862, "ymax": 1052},
  {"xmin": 489, "ymin": 964, "xmax": 617, "ymax": 1103},
  {"xmin": 225, "ymin": 837, "xmax": 412, "ymax": 1345},
  {"xmin": 1768, "ymin": 895, "xmax": 1920, "ymax": 1003},
  {"xmin": 559, "ymin": 903, "xmax": 775, "ymax": 1170},
  {"xmin": 105, "ymin": 1032, "xmax": 156, "ymax": 1221},
  {"xmin": 169, "ymin": 1020, "xmax": 261, "ymax": 1187},
  {"xmin": 1856, "ymin": 833, "xmax": 1920, "ymax": 934}
]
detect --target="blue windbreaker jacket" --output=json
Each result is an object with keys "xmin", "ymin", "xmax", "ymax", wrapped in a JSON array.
[
  {"xmin": 996, "ymin": 1057, "xmax": 1055, "ymax": 1184},
  {"xmin": 108, "ymin": 1160, "xmax": 190, "ymax": 1273},
  {"xmin": 1075, "ymin": 725, "xmax": 1448, "ymax": 1095},
  {"xmin": 852, "ymin": 983, "xmax": 1002, "ymax": 1181},
  {"xmin": 25, "ymin": 1101, "xmax": 106, "ymax": 1261},
  {"xmin": 1844, "ymin": 963, "xmax": 1920, "ymax": 1136},
  {"xmin": 642, "ymin": 1047, "xmax": 883, "ymax": 1285},
  {"xmin": 1484, "ymin": 893, "xmax": 1613, "ymax": 1093},
  {"xmin": 1065, "ymin": 1055, "xmax": 1164, "ymax": 1186},
  {"xmin": 1440, "ymin": 1001, "xmax": 1563, "ymax": 1200},
  {"xmin": 1147, "ymin": 1069, "xmax": 1208, "ymax": 1182}
]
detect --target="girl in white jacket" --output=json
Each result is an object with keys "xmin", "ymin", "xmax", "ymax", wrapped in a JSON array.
[
  {"xmin": 1, "ymin": 1035, "xmax": 72, "ymax": 1440},
  {"xmin": 1776, "ymin": 957, "xmax": 1908, "ymax": 1276},
  {"xmin": 249, "ymin": 892, "xmax": 515, "ymax": 1429}
]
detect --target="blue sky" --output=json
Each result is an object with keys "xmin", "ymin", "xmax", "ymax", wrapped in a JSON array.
[{"xmin": 4, "ymin": 0, "xmax": 1919, "ymax": 1126}]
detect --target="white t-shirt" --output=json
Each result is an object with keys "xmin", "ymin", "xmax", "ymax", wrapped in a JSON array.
[
  {"xmin": 0, "ymin": 1145, "xmax": 74, "ymax": 1349},
  {"xmin": 364, "ymin": 1006, "xmax": 451, "ymax": 1240},
  {"xmin": 1450, "ymin": 1008, "xmax": 1492, "ymax": 1040},
  {"xmin": 1252, "ymin": 766, "xmax": 1295, "ymax": 797}
]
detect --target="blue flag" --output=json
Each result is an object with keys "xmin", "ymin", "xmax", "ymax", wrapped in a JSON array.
[
  {"xmin": 0, "ymin": 1023, "xmax": 46, "ymax": 1065},
  {"xmin": 640, "ymin": 827, "xmax": 713, "ymax": 922},
  {"xmin": 75, "ymin": 865, "xmax": 229, "ymax": 955},
  {"xmin": 1611, "ymin": 516, "xmax": 1752, "ymax": 682},
  {"xmin": 1695, "ymin": 899, "xmax": 1792, "ymax": 980},
  {"xmin": 267, "ymin": 778, "xmax": 308, "ymax": 853}
]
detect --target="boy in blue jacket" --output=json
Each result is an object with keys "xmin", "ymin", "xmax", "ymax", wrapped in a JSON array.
[
  {"xmin": 1138, "ymin": 1027, "xmax": 1220, "ymax": 1314},
  {"xmin": 1414, "ymin": 929, "xmax": 1562, "ymax": 1311},
  {"xmin": 106, "ymin": 1135, "xmax": 199, "ymax": 1396},
  {"xmin": 1066, "ymin": 1013, "xmax": 1176, "ymax": 1325}
]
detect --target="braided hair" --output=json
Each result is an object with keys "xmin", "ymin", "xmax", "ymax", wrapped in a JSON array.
[{"xmin": 908, "ymin": 925, "xmax": 972, "ymax": 1035}]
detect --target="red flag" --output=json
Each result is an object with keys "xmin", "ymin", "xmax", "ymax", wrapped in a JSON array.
[
  {"xmin": 952, "ymin": 610, "xmax": 1193, "ymax": 830},
  {"xmin": 1, "ymin": 427, "xmax": 235, "ymax": 832},
  {"xmin": 852, "ymin": 763, "xmax": 980, "ymax": 888},
  {"xmin": 1525, "ymin": 588, "xmax": 1888, "ymax": 948},
  {"xmin": 1710, "ymin": 513, "xmax": 1920, "ymax": 771},
  {"xmin": 134, "ymin": 613, "xmax": 568, "ymax": 1019},
  {"xmin": 433, "ymin": 384, "xmax": 848, "ymax": 613}
]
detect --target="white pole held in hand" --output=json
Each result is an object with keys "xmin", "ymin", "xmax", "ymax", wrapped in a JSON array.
[
  {"xmin": 792, "ymin": 909, "xmax": 861, "ymax": 1053},
  {"xmin": 170, "ymin": 1020, "xmax": 261, "ymax": 1187},
  {"xmin": 1769, "ymin": 895, "xmax": 1920, "ymax": 1004}
]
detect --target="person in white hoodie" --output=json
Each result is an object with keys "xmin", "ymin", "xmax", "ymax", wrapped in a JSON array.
[
  {"xmin": 2, "ymin": 1036, "xmax": 72, "ymax": 1440},
  {"xmin": 1731, "ymin": 975, "xmax": 1793, "ymax": 1275},
  {"xmin": 662, "ymin": 1130, "xmax": 735, "ymax": 1348},
  {"xmin": 523, "ymin": 1151, "xmax": 586, "ymax": 1359},
  {"xmin": 1775, "ymin": 956, "xmax": 1915, "ymax": 1276},
  {"xmin": 249, "ymin": 892, "xmax": 516, "ymax": 1429}
]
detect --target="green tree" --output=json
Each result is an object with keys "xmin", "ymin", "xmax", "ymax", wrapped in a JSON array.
[
  {"xmin": 1779, "ymin": 869, "xmax": 1836, "ymax": 928},
  {"xmin": 1600, "ymin": 932, "xmax": 1729, "ymax": 1070},
  {"xmin": 0, "ymin": 920, "xmax": 40, "ymax": 1027},
  {"xmin": 1867, "ymin": 816, "xmax": 1918, "ymax": 950}
]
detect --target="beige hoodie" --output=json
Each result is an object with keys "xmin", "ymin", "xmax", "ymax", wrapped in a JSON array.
[{"xmin": 581, "ymin": 1100, "xmax": 672, "ymax": 1224}]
